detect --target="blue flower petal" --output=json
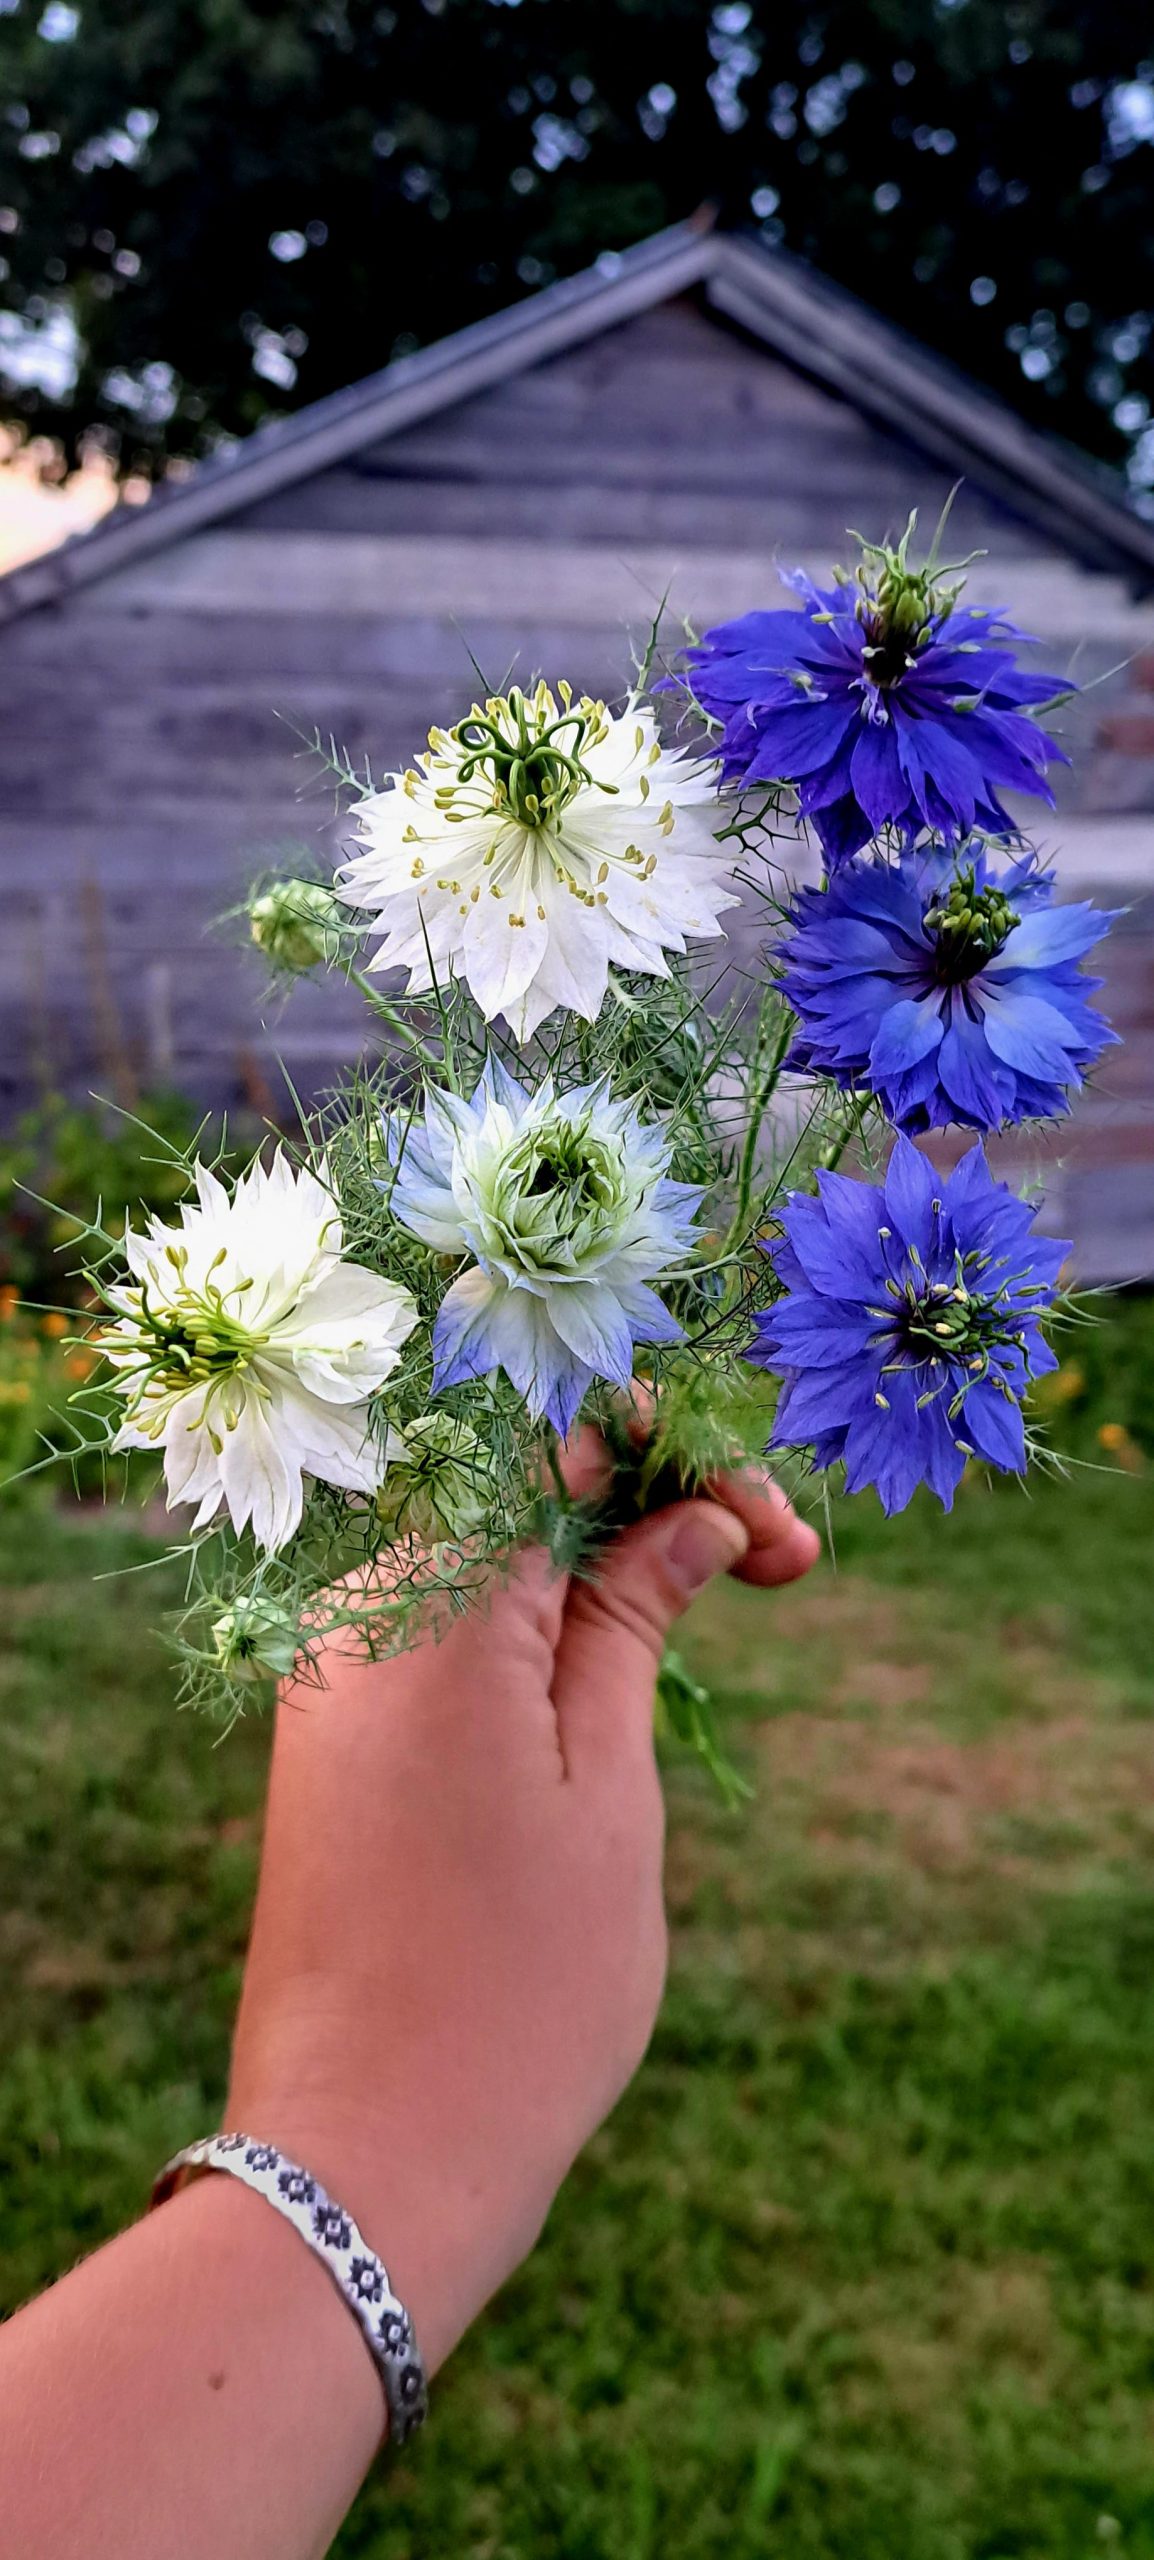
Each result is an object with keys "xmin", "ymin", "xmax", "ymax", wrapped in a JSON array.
[
  {"xmin": 963, "ymin": 1380, "xmax": 1027, "ymax": 1472},
  {"xmin": 849, "ymin": 714, "xmax": 904, "ymax": 830},
  {"xmin": 981, "ymin": 988, "xmax": 1084, "ymax": 1080},
  {"xmin": 870, "ymin": 993, "xmax": 944, "ymax": 1081},
  {"xmin": 776, "ymin": 846, "xmax": 1113, "ymax": 1133},
  {"xmin": 679, "ymin": 558, "xmax": 1070, "ymax": 854},
  {"xmin": 883, "ymin": 1135, "xmax": 938, "ymax": 1247},
  {"xmin": 752, "ymin": 1143, "xmax": 1061, "ymax": 1514}
]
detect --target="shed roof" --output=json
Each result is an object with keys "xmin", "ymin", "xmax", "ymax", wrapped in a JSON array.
[{"xmin": 4, "ymin": 214, "xmax": 1154, "ymax": 626}]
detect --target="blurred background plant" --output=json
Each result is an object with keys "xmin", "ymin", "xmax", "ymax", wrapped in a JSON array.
[
  {"xmin": 0, "ymin": 1088, "xmax": 252, "ymax": 1503},
  {"xmin": 0, "ymin": 1087, "xmax": 238, "ymax": 1305},
  {"xmin": 0, "ymin": 1, "xmax": 1152, "ymax": 509}
]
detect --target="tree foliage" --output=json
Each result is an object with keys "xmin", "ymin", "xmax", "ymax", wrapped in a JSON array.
[{"xmin": 1, "ymin": 0, "xmax": 1153, "ymax": 495}]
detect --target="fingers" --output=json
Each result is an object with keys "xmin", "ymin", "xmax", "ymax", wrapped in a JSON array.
[
  {"xmin": 598, "ymin": 1383, "xmax": 823, "ymax": 1591},
  {"xmin": 554, "ymin": 1419, "xmax": 616, "ymax": 1504},
  {"xmin": 552, "ymin": 1497, "xmax": 750, "ymax": 1781},
  {"xmin": 703, "ymin": 1468, "xmax": 823, "ymax": 1587}
]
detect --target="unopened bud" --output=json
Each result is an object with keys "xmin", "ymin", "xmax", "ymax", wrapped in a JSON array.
[
  {"xmin": 249, "ymin": 879, "xmax": 345, "ymax": 974},
  {"xmin": 211, "ymin": 1595, "xmax": 300, "ymax": 1682},
  {"xmin": 377, "ymin": 1412, "xmax": 493, "ymax": 1546}
]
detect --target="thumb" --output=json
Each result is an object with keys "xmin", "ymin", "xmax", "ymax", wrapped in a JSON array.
[{"xmin": 552, "ymin": 1498, "xmax": 750, "ymax": 1782}]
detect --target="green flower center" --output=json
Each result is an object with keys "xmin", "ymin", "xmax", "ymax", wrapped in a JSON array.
[
  {"xmin": 876, "ymin": 1242, "xmax": 1048, "ymax": 1412},
  {"xmin": 898, "ymin": 1277, "xmax": 997, "ymax": 1363},
  {"xmin": 490, "ymin": 1118, "xmax": 629, "ymax": 1273},
  {"xmin": 835, "ymin": 504, "xmax": 977, "ymax": 692},
  {"xmin": 923, "ymin": 866, "xmax": 1019, "ymax": 983},
  {"xmin": 445, "ymin": 683, "xmax": 618, "ymax": 831},
  {"xmin": 857, "ymin": 567, "xmax": 941, "ymax": 687},
  {"xmin": 117, "ymin": 1251, "xmax": 264, "ymax": 1404}
]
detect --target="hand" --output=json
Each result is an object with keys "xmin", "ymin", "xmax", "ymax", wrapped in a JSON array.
[{"xmin": 227, "ymin": 1441, "xmax": 820, "ymax": 2374}]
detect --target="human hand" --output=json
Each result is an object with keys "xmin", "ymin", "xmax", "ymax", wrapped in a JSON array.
[{"xmin": 227, "ymin": 1441, "xmax": 820, "ymax": 2375}]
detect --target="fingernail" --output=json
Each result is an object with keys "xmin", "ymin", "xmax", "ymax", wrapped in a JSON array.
[{"xmin": 665, "ymin": 1504, "xmax": 750, "ymax": 1595}]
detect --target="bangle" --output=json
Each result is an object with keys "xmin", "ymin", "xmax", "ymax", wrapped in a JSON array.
[{"xmin": 151, "ymin": 2133, "xmax": 428, "ymax": 2447}]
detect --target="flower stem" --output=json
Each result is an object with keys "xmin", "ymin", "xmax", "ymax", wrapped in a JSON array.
[
  {"xmin": 345, "ymin": 968, "xmax": 443, "ymax": 1071},
  {"xmin": 723, "ymin": 1010, "xmax": 794, "ymax": 1255}
]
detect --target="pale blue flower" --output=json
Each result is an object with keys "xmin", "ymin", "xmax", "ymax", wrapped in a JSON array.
[{"xmin": 385, "ymin": 1063, "xmax": 702, "ymax": 1434}]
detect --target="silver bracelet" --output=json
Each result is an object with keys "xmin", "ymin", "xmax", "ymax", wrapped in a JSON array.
[{"xmin": 151, "ymin": 2133, "xmax": 428, "ymax": 2447}]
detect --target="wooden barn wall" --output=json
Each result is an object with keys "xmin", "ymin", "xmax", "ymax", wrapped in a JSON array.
[{"xmin": 1, "ymin": 294, "xmax": 1153, "ymax": 1280}]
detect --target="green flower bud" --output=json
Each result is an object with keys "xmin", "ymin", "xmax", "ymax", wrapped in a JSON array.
[
  {"xmin": 211, "ymin": 1595, "xmax": 300, "ymax": 1683},
  {"xmin": 249, "ymin": 879, "xmax": 345, "ymax": 974},
  {"xmin": 377, "ymin": 1412, "xmax": 493, "ymax": 1547}
]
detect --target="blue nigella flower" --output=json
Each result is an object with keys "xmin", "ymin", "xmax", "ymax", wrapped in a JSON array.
[
  {"xmin": 749, "ymin": 1136, "xmax": 1068, "ymax": 1514},
  {"xmin": 385, "ymin": 1060, "xmax": 703, "ymax": 1435},
  {"xmin": 679, "ymin": 524, "xmax": 1070, "ymax": 864},
  {"xmin": 779, "ymin": 845, "xmax": 1117, "ymax": 1134}
]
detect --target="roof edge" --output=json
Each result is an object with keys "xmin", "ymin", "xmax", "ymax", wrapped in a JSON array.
[
  {"xmin": 4, "ymin": 212, "xmax": 1154, "ymax": 621},
  {"xmin": 709, "ymin": 236, "xmax": 1154, "ymax": 588},
  {"xmin": 0, "ymin": 216, "xmax": 719, "ymax": 623}
]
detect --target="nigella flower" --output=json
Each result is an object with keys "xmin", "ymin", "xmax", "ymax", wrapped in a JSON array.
[
  {"xmin": 337, "ymin": 682, "xmax": 738, "ymax": 1042},
  {"xmin": 749, "ymin": 1136, "xmax": 1067, "ymax": 1514},
  {"xmin": 679, "ymin": 520, "xmax": 1070, "ymax": 864},
  {"xmin": 100, "ymin": 1152, "xmax": 418, "ymax": 1552},
  {"xmin": 779, "ymin": 846, "xmax": 1116, "ymax": 1133},
  {"xmin": 385, "ymin": 1062, "xmax": 702, "ymax": 1435}
]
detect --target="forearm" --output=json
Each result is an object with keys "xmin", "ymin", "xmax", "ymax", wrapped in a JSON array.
[{"xmin": 0, "ymin": 2175, "xmax": 383, "ymax": 2560}]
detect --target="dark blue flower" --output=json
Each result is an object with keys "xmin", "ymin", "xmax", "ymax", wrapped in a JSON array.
[
  {"xmin": 679, "ymin": 536, "xmax": 1071, "ymax": 864},
  {"xmin": 779, "ymin": 846, "xmax": 1117, "ymax": 1133},
  {"xmin": 748, "ymin": 1136, "xmax": 1068, "ymax": 1514}
]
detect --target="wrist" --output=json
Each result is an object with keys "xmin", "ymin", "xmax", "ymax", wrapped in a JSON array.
[
  {"xmin": 218, "ymin": 2087, "xmax": 541, "ymax": 2375},
  {"xmin": 160, "ymin": 2166, "xmax": 384, "ymax": 2442}
]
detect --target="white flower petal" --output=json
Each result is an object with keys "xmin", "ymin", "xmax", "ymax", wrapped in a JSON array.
[
  {"xmin": 339, "ymin": 686, "xmax": 736, "ymax": 1043},
  {"xmin": 101, "ymin": 1150, "xmax": 417, "ymax": 1555}
]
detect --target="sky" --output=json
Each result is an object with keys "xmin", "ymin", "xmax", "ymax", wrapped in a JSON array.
[{"xmin": 0, "ymin": 437, "xmax": 116, "ymax": 568}]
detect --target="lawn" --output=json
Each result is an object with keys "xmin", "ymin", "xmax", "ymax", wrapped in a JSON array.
[{"xmin": 3, "ymin": 1313, "xmax": 1154, "ymax": 2557}]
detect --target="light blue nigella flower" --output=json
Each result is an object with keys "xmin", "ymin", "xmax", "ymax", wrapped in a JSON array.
[
  {"xmin": 384, "ymin": 1062, "xmax": 703, "ymax": 1435},
  {"xmin": 748, "ymin": 1136, "xmax": 1068, "ymax": 1515},
  {"xmin": 678, "ymin": 524, "xmax": 1070, "ymax": 864},
  {"xmin": 779, "ymin": 846, "xmax": 1117, "ymax": 1133}
]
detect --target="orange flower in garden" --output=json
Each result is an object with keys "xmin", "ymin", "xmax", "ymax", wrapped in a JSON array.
[
  {"xmin": 41, "ymin": 1311, "xmax": 70, "ymax": 1339},
  {"xmin": 1098, "ymin": 1421, "xmax": 1145, "ymax": 1472},
  {"xmin": 0, "ymin": 1285, "xmax": 19, "ymax": 1323}
]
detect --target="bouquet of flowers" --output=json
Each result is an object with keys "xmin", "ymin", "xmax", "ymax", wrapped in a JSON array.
[{"xmin": 65, "ymin": 510, "xmax": 1115, "ymax": 1751}]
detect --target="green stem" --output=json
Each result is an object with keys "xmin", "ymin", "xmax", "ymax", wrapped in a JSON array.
[
  {"xmin": 723, "ymin": 1010, "xmax": 794, "ymax": 1256},
  {"xmin": 346, "ymin": 968, "xmax": 443, "ymax": 1072},
  {"xmin": 817, "ymin": 1102, "xmax": 863, "ymax": 1177},
  {"xmin": 545, "ymin": 1431, "xmax": 570, "ymax": 1508}
]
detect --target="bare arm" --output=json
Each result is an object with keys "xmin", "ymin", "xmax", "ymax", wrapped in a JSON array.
[{"xmin": 0, "ymin": 1461, "xmax": 818, "ymax": 2560}]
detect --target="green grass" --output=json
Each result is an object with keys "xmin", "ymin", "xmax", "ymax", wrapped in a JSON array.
[{"xmin": 3, "ymin": 1316, "xmax": 1154, "ymax": 2555}]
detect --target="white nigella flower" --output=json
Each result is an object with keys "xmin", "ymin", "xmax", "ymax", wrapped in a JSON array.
[
  {"xmin": 101, "ymin": 1152, "xmax": 418, "ymax": 1553},
  {"xmin": 386, "ymin": 1062, "xmax": 703, "ymax": 1435},
  {"xmin": 337, "ymin": 682, "xmax": 737, "ymax": 1042}
]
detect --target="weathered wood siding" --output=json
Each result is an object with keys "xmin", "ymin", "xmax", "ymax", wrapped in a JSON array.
[{"xmin": 1, "ymin": 294, "xmax": 1152, "ymax": 1279}]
